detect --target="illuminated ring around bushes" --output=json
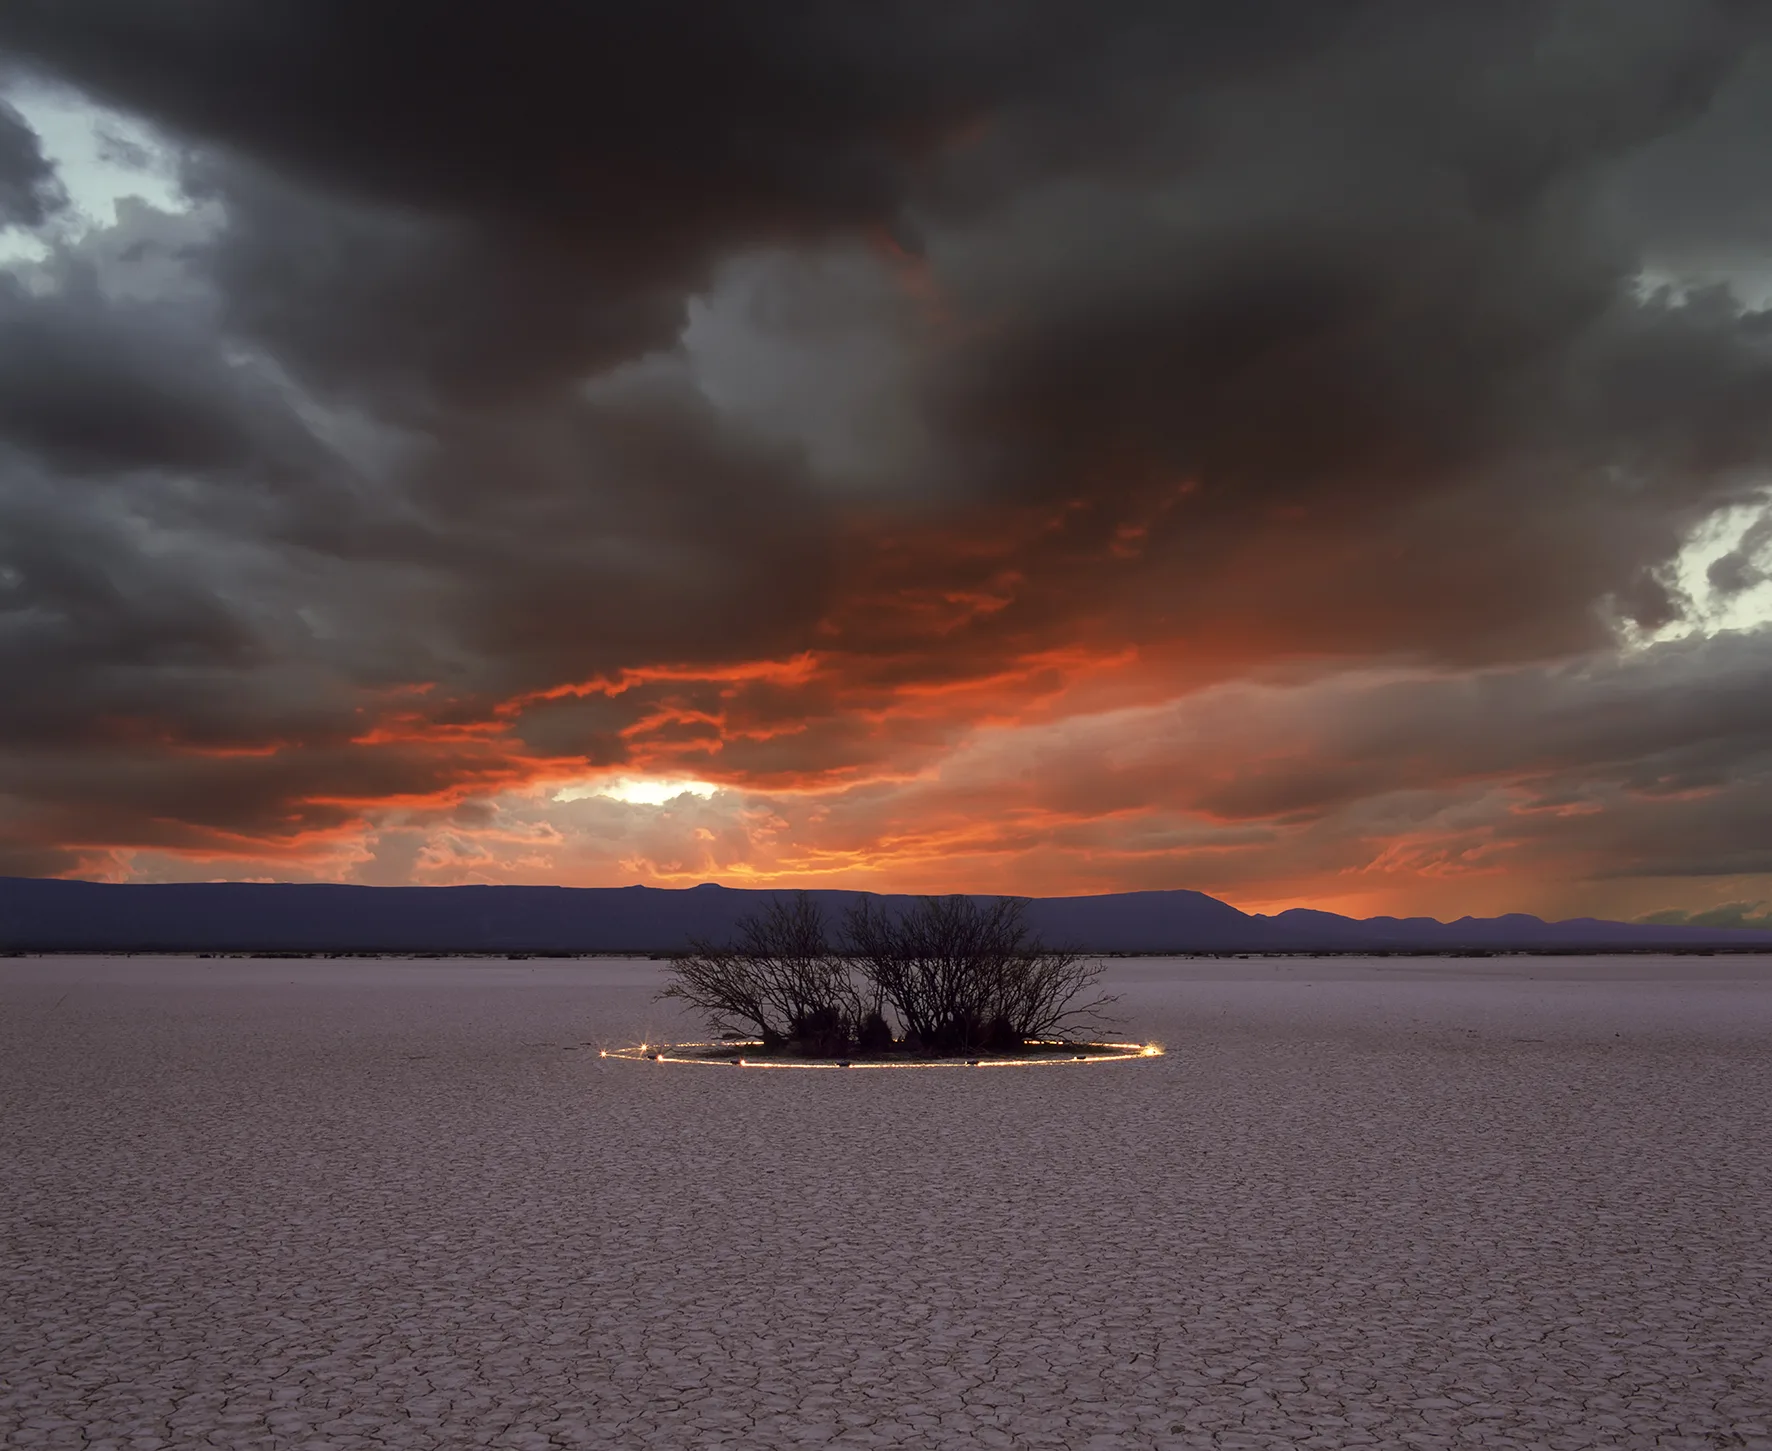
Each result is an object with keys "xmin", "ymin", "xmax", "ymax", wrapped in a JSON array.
[{"xmin": 601, "ymin": 1040, "xmax": 1163, "ymax": 1069}]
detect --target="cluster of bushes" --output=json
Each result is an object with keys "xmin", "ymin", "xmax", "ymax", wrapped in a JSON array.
[{"xmin": 660, "ymin": 893, "xmax": 1114, "ymax": 1058}]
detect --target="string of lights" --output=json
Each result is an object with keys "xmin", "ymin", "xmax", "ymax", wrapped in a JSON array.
[{"xmin": 599, "ymin": 1041, "xmax": 1163, "ymax": 1069}]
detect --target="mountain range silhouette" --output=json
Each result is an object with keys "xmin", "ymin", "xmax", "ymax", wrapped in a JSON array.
[{"xmin": 3, "ymin": 877, "xmax": 1768, "ymax": 953}]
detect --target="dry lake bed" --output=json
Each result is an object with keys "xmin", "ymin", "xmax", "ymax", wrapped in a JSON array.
[{"xmin": 3, "ymin": 953, "xmax": 1770, "ymax": 1450}]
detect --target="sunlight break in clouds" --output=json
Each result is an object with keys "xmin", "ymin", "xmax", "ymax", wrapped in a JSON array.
[
  {"xmin": 1648, "ymin": 492, "xmax": 1772, "ymax": 643},
  {"xmin": 0, "ymin": 80, "xmax": 185, "ymax": 260},
  {"xmin": 554, "ymin": 777, "xmax": 721, "ymax": 807}
]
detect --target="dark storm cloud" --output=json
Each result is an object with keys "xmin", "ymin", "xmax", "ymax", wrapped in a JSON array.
[
  {"xmin": 192, "ymin": 161, "xmax": 688, "ymax": 407},
  {"xmin": 1136, "ymin": 632, "xmax": 1772, "ymax": 827},
  {"xmin": 0, "ymin": 268, "xmax": 317, "ymax": 474},
  {"xmin": 0, "ymin": 0, "xmax": 1771, "ymax": 885},
  {"xmin": 897, "ymin": 3, "xmax": 1772, "ymax": 666},
  {"xmin": 0, "ymin": 96, "xmax": 60, "ymax": 225},
  {"xmin": 0, "ymin": 0, "xmax": 1365, "ymax": 409},
  {"xmin": 409, "ymin": 375, "xmax": 839, "ymax": 692},
  {"xmin": 1606, "ymin": 35, "xmax": 1772, "ymax": 280},
  {"xmin": 0, "ymin": 441, "xmax": 356, "ymax": 761},
  {"xmin": 0, "ymin": 2, "xmax": 1346, "ymax": 239}
]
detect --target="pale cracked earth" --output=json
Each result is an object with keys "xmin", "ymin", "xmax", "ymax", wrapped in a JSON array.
[{"xmin": 3, "ymin": 955, "xmax": 1771, "ymax": 1451}]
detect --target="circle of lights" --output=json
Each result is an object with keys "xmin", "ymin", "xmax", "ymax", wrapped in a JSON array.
[{"xmin": 600, "ymin": 1040, "xmax": 1163, "ymax": 1069}]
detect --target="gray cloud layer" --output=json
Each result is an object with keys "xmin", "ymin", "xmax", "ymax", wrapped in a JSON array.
[
  {"xmin": 0, "ymin": 2, "xmax": 1770, "ymax": 899},
  {"xmin": 0, "ymin": 96, "xmax": 61, "ymax": 224}
]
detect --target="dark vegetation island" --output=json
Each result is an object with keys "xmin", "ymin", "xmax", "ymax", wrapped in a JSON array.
[{"xmin": 661, "ymin": 893, "xmax": 1117, "ymax": 1061}]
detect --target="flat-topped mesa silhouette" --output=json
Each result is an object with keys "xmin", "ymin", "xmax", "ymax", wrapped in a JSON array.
[
  {"xmin": 3, "ymin": 876, "xmax": 1770, "ymax": 954},
  {"xmin": 660, "ymin": 894, "xmax": 1117, "ymax": 1061}
]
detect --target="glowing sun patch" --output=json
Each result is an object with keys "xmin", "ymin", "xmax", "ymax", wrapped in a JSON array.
[{"xmin": 553, "ymin": 776, "xmax": 720, "ymax": 806}]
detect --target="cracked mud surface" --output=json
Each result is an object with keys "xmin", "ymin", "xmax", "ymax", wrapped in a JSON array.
[{"xmin": 3, "ymin": 953, "xmax": 1770, "ymax": 1449}]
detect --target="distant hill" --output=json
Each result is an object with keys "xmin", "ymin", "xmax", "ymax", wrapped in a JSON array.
[{"xmin": 2, "ymin": 877, "xmax": 1770, "ymax": 954}]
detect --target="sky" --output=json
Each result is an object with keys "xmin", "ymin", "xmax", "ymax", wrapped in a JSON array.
[{"xmin": 1, "ymin": 3, "xmax": 1772, "ymax": 923}]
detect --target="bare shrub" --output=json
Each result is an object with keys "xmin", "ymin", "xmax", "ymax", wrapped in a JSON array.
[
  {"xmin": 843, "ymin": 895, "xmax": 1116, "ymax": 1052},
  {"xmin": 661, "ymin": 893, "xmax": 865, "ymax": 1055},
  {"xmin": 662, "ymin": 892, "xmax": 1116, "ymax": 1058}
]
